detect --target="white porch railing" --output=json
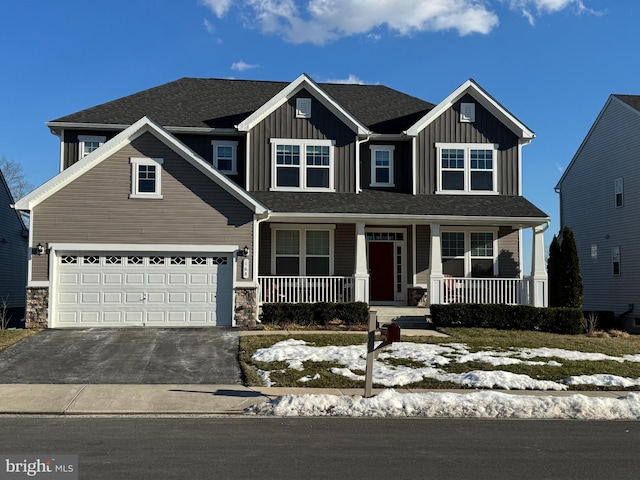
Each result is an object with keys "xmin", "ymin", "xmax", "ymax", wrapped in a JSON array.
[
  {"xmin": 258, "ymin": 276, "xmax": 355, "ymax": 303},
  {"xmin": 439, "ymin": 276, "xmax": 532, "ymax": 305}
]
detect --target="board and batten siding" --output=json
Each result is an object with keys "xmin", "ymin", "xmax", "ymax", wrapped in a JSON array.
[
  {"xmin": 360, "ymin": 141, "xmax": 412, "ymax": 193},
  {"xmin": 415, "ymin": 94, "xmax": 520, "ymax": 195},
  {"xmin": 248, "ymin": 89, "xmax": 357, "ymax": 193},
  {"xmin": 32, "ymin": 132, "xmax": 254, "ymax": 282},
  {"xmin": 559, "ymin": 97, "xmax": 640, "ymax": 316}
]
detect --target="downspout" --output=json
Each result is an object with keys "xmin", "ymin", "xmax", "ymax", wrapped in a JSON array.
[
  {"xmin": 253, "ymin": 211, "xmax": 272, "ymax": 324},
  {"xmin": 355, "ymin": 134, "xmax": 371, "ymax": 194}
]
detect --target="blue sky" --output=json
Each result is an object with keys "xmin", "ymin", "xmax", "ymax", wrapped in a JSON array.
[{"xmin": 0, "ymin": 0, "xmax": 635, "ymax": 253}]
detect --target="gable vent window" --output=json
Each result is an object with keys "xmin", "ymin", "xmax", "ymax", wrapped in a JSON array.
[
  {"xmin": 296, "ymin": 98, "xmax": 312, "ymax": 118},
  {"xmin": 130, "ymin": 157, "xmax": 164, "ymax": 199},
  {"xmin": 460, "ymin": 103, "xmax": 475, "ymax": 123},
  {"xmin": 615, "ymin": 178, "xmax": 623, "ymax": 207}
]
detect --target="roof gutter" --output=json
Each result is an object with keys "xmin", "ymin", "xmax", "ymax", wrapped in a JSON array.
[{"xmin": 46, "ymin": 121, "xmax": 241, "ymax": 136}]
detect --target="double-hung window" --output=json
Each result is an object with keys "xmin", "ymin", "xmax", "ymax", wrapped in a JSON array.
[
  {"xmin": 78, "ymin": 135, "xmax": 106, "ymax": 159},
  {"xmin": 370, "ymin": 145, "xmax": 395, "ymax": 187},
  {"xmin": 271, "ymin": 139, "xmax": 334, "ymax": 191},
  {"xmin": 212, "ymin": 140, "xmax": 238, "ymax": 174},
  {"xmin": 442, "ymin": 230, "xmax": 496, "ymax": 278},
  {"xmin": 437, "ymin": 143, "xmax": 498, "ymax": 193},
  {"xmin": 130, "ymin": 157, "xmax": 163, "ymax": 199},
  {"xmin": 615, "ymin": 178, "xmax": 623, "ymax": 207},
  {"xmin": 273, "ymin": 226, "xmax": 333, "ymax": 276}
]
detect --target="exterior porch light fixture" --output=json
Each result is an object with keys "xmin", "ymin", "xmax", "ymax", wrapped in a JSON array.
[
  {"xmin": 243, "ymin": 245, "xmax": 250, "ymax": 256},
  {"xmin": 35, "ymin": 243, "xmax": 46, "ymax": 255}
]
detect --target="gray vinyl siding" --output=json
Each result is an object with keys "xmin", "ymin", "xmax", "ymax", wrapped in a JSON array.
[
  {"xmin": 559, "ymin": 97, "xmax": 640, "ymax": 316},
  {"xmin": 415, "ymin": 94, "xmax": 520, "ymax": 195},
  {"xmin": 361, "ymin": 141, "xmax": 412, "ymax": 193},
  {"xmin": 63, "ymin": 130, "xmax": 118, "ymax": 169},
  {"xmin": 32, "ymin": 132, "xmax": 254, "ymax": 282},
  {"xmin": 415, "ymin": 225, "xmax": 431, "ymax": 285},
  {"xmin": 248, "ymin": 89, "xmax": 357, "ymax": 192},
  {"xmin": 497, "ymin": 227, "xmax": 520, "ymax": 277},
  {"xmin": 0, "ymin": 180, "xmax": 27, "ymax": 309}
]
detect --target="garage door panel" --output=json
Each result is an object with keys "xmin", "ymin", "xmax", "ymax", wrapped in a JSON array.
[
  {"xmin": 80, "ymin": 292, "xmax": 100, "ymax": 304},
  {"xmin": 55, "ymin": 252, "xmax": 233, "ymax": 328},
  {"xmin": 81, "ymin": 273, "xmax": 101, "ymax": 285},
  {"xmin": 104, "ymin": 273, "xmax": 124, "ymax": 284},
  {"xmin": 125, "ymin": 273, "xmax": 144, "ymax": 284}
]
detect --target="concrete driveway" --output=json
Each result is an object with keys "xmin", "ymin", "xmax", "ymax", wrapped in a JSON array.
[{"xmin": 0, "ymin": 328, "xmax": 242, "ymax": 384}]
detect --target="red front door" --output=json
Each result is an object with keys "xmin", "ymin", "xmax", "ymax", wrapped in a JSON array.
[{"xmin": 369, "ymin": 242, "xmax": 395, "ymax": 302}]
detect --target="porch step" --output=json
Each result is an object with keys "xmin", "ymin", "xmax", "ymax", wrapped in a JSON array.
[{"xmin": 372, "ymin": 307, "xmax": 432, "ymax": 330}]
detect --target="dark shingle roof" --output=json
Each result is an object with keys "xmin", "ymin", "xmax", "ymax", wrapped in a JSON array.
[
  {"xmin": 613, "ymin": 94, "xmax": 640, "ymax": 112},
  {"xmin": 51, "ymin": 78, "xmax": 435, "ymax": 134},
  {"xmin": 250, "ymin": 190, "xmax": 548, "ymax": 220}
]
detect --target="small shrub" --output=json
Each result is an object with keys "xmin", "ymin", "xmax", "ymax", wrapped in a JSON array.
[
  {"xmin": 431, "ymin": 303, "xmax": 583, "ymax": 334},
  {"xmin": 260, "ymin": 302, "xmax": 369, "ymax": 328}
]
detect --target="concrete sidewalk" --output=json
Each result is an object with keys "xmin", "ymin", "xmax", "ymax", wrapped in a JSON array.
[{"xmin": 0, "ymin": 384, "xmax": 630, "ymax": 415}]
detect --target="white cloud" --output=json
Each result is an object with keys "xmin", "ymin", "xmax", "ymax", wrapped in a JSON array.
[
  {"xmin": 199, "ymin": 0, "xmax": 597, "ymax": 44},
  {"xmin": 203, "ymin": 18, "xmax": 215, "ymax": 33},
  {"xmin": 322, "ymin": 74, "xmax": 365, "ymax": 85},
  {"xmin": 231, "ymin": 60, "xmax": 259, "ymax": 71},
  {"xmin": 503, "ymin": 0, "xmax": 599, "ymax": 25},
  {"xmin": 199, "ymin": 0, "xmax": 234, "ymax": 18}
]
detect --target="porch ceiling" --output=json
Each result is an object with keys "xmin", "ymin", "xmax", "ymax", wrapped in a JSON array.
[{"xmin": 250, "ymin": 191, "xmax": 549, "ymax": 226}]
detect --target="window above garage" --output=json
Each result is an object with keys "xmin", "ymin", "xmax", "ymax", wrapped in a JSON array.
[{"xmin": 130, "ymin": 157, "xmax": 164, "ymax": 199}]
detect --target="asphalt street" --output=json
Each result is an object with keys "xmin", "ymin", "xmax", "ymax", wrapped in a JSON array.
[{"xmin": 1, "ymin": 417, "xmax": 638, "ymax": 480}]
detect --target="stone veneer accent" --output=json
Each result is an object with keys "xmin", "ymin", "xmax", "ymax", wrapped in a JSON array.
[
  {"xmin": 234, "ymin": 287, "xmax": 258, "ymax": 328},
  {"xmin": 26, "ymin": 286, "xmax": 49, "ymax": 329},
  {"xmin": 408, "ymin": 287, "xmax": 429, "ymax": 307}
]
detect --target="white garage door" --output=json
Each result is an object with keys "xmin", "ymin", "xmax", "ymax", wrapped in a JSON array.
[{"xmin": 54, "ymin": 252, "xmax": 233, "ymax": 327}]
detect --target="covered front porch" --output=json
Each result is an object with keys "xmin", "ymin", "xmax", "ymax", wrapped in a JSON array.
[{"xmin": 256, "ymin": 221, "xmax": 548, "ymax": 307}]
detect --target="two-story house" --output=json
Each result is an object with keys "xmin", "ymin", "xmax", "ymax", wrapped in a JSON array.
[
  {"xmin": 15, "ymin": 74, "xmax": 549, "ymax": 328},
  {"xmin": 0, "ymin": 169, "xmax": 28, "ymax": 326},
  {"xmin": 556, "ymin": 94, "xmax": 640, "ymax": 333}
]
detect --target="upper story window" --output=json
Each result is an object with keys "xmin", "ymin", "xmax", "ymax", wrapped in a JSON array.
[
  {"xmin": 212, "ymin": 140, "xmax": 238, "ymax": 175},
  {"xmin": 78, "ymin": 135, "xmax": 105, "ymax": 159},
  {"xmin": 370, "ymin": 145, "xmax": 395, "ymax": 187},
  {"xmin": 296, "ymin": 98, "xmax": 312, "ymax": 118},
  {"xmin": 460, "ymin": 103, "xmax": 476, "ymax": 123},
  {"xmin": 436, "ymin": 143, "xmax": 498, "ymax": 194},
  {"xmin": 442, "ymin": 230, "xmax": 497, "ymax": 278},
  {"xmin": 270, "ymin": 139, "xmax": 335, "ymax": 191},
  {"xmin": 130, "ymin": 157, "xmax": 163, "ymax": 199},
  {"xmin": 615, "ymin": 178, "xmax": 623, "ymax": 207},
  {"xmin": 612, "ymin": 246, "xmax": 621, "ymax": 276}
]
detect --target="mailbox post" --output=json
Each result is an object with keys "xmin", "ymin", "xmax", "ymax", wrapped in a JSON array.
[{"xmin": 364, "ymin": 311, "xmax": 400, "ymax": 398}]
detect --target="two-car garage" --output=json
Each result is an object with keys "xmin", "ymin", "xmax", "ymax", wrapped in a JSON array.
[{"xmin": 50, "ymin": 246, "xmax": 235, "ymax": 328}]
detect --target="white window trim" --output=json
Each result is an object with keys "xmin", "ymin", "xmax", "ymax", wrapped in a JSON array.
[
  {"xmin": 436, "ymin": 143, "xmax": 498, "ymax": 195},
  {"xmin": 130, "ymin": 157, "xmax": 164, "ymax": 199},
  {"xmin": 78, "ymin": 135, "xmax": 106, "ymax": 160},
  {"xmin": 460, "ymin": 102, "xmax": 476, "ymax": 123},
  {"xmin": 270, "ymin": 138, "xmax": 335, "ymax": 192},
  {"xmin": 615, "ymin": 177, "xmax": 623, "ymax": 208},
  {"xmin": 612, "ymin": 246, "xmax": 621, "ymax": 276},
  {"xmin": 296, "ymin": 98, "xmax": 312, "ymax": 118},
  {"xmin": 270, "ymin": 224, "xmax": 335, "ymax": 276},
  {"xmin": 212, "ymin": 140, "xmax": 238, "ymax": 175},
  {"xmin": 441, "ymin": 228, "xmax": 499, "ymax": 278},
  {"xmin": 369, "ymin": 145, "xmax": 395, "ymax": 187}
]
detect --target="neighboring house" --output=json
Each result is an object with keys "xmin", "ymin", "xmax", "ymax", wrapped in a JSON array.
[
  {"xmin": 15, "ymin": 74, "xmax": 549, "ymax": 329},
  {"xmin": 0, "ymin": 169, "xmax": 28, "ymax": 326},
  {"xmin": 556, "ymin": 94, "xmax": 640, "ymax": 333}
]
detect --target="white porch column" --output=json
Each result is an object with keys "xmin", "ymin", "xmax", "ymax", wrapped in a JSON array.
[
  {"xmin": 353, "ymin": 222, "xmax": 369, "ymax": 303},
  {"xmin": 429, "ymin": 223, "xmax": 443, "ymax": 305},
  {"xmin": 530, "ymin": 224, "xmax": 548, "ymax": 307}
]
